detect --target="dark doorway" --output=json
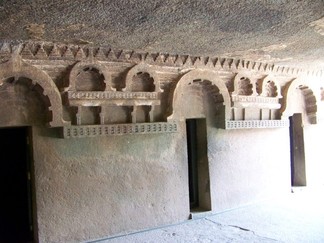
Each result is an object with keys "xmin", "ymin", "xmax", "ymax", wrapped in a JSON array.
[
  {"xmin": 0, "ymin": 127, "xmax": 34, "ymax": 243},
  {"xmin": 186, "ymin": 119, "xmax": 211, "ymax": 212},
  {"xmin": 289, "ymin": 114, "xmax": 306, "ymax": 186}
]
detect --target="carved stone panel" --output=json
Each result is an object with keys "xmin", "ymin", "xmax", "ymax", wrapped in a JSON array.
[
  {"xmin": 63, "ymin": 122, "xmax": 179, "ymax": 138},
  {"xmin": 0, "ymin": 41, "xmax": 322, "ymax": 134}
]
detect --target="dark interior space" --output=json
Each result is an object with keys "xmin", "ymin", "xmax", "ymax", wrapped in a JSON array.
[
  {"xmin": 186, "ymin": 119, "xmax": 199, "ymax": 209},
  {"xmin": 0, "ymin": 127, "xmax": 33, "ymax": 243},
  {"xmin": 186, "ymin": 118, "xmax": 211, "ymax": 211}
]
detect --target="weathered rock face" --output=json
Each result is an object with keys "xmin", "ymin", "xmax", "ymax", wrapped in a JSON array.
[
  {"xmin": 0, "ymin": 39, "xmax": 323, "ymax": 241},
  {"xmin": 0, "ymin": 0, "xmax": 323, "ymax": 68},
  {"xmin": 0, "ymin": 1, "xmax": 324, "ymax": 241}
]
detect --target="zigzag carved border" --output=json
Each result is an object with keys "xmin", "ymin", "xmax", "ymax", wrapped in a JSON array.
[{"xmin": 0, "ymin": 41, "xmax": 323, "ymax": 77}]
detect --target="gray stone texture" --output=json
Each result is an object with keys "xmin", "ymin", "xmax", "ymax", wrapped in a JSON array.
[
  {"xmin": 0, "ymin": 0, "xmax": 323, "ymax": 68},
  {"xmin": 99, "ymin": 189, "xmax": 324, "ymax": 243},
  {"xmin": 0, "ymin": 1, "xmax": 323, "ymax": 242}
]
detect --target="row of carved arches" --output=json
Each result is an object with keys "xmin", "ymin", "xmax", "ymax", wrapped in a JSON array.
[
  {"xmin": 232, "ymin": 74, "xmax": 282, "ymax": 98},
  {"xmin": 66, "ymin": 62, "xmax": 163, "ymax": 125},
  {"xmin": 68, "ymin": 62, "xmax": 160, "ymax": 92},
  {"xmin": 168, "ymin": 70, "xmax": 321, "ymax": 125},
  {"xmin": 0, "ymin": 58, "xmax": 322, "ymax": 128}
]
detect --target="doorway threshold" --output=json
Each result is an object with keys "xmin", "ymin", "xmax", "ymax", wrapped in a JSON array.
[
  {"xmin": 189, "ymin": 209, "xmax": 213, "ymax": 220},
  {"xmin": 291, "ymin": 186, "xmax": 307, "ymax": 193}
]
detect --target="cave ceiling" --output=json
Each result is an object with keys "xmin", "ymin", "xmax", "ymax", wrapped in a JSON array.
[{"xmin": 0, "ymin": 0, "xmax": 323, "ymax": 69}]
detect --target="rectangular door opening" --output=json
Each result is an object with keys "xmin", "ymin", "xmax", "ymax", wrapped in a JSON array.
[
  {"xmin": 289, "ymin": 113, "xmax": 307, "ymax": 187},
  {"xmin": 0, "ymin": 127, "xmax": 35, "ymax": 242},
  {"xmin": 186, "ymin": 119, "xmax": 211, "ymax": 212}
]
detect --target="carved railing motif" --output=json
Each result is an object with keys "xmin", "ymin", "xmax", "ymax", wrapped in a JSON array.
[{"xmin": 63, "ymin": 122, "xmax": 178, "ymax": 138}]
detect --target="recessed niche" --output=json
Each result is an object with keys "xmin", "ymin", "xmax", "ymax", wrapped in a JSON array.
[
  {"xmin": 265, "ymin": 81, "xmax": 278, "ymax": 97},
  {"xmin": 75, "ymin": 67, "xmax": 105, "ymax": 91},
  {"xmin": 131, "ymin": 72, "xmax": 155, "ymax": 92},
  {"xmin": 238, "ymin": 77, "xmax": 253, "ymax": 95}
]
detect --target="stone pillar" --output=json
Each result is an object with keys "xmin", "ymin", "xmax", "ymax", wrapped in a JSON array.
[
  {"xmin": 76, "ymin": 106, "xmax": 82, "ymax": 125},
  {"xmin": 99, "ymin": 106, "xmax": 105, "ymax": 124},
  {"xmin": 131, "ymin": 106, "xmax": 137, "ymax": 123},
  {"xmin": 149, "ymin": 105, "xmax": 154, "ymax": 122}
]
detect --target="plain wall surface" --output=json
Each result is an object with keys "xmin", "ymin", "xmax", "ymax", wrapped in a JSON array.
[
  {"xmin": 304, "ymin": 124, "xmax": 324, "ymax": 187},
  {"xmin": 32, "ymin": 125, "xmax": 189, "ymax": 242},
  {"xmin": 32, "ymin": 123, "xmax": 292, "ymax": 242},
  {"xmin": 207, "ymin": 127, "xmax": 291, "ymax": 211}
]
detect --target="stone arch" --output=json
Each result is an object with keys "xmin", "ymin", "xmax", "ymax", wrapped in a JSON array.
[
  {"xmin": 232, "ymin": 74, "xmax": 254, "ymax": 96},
  {"xmin": 260, "ymin": 76, "xmax": 282, "ymax": 98},
  {"xmin": 168, "ymin": 69, "xmax": 231, "ymax": 121},
  {"xmin": 0, "ymin": 59, "xmax": 68, "ymax": 127},
  {"xmin": 281, "ymin": 78, "xmax": 317, "ymax": 124},
  {"xmin": 123, "ymin": 64, "xmax": 162, "ymax": 92},
  {"xmin": 68, "ymin": 61, "xmax": 111, "ymax": 91}
]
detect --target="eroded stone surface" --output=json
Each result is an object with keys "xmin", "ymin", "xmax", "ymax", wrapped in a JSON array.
[
  {"xmin": 0, "ymin": 41, "xmax": 323, "ymax": 132},
  {"xmin": 0, "ymin": 1, "xmax": 323, "ymax": 68}
]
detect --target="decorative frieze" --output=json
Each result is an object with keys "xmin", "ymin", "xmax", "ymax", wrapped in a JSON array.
[
  {"xmin": 0, "ymin": 40, "xmax": 323, "ymax": 135},
  {"xmin": 63, "ymin": 122, "xmax": 179, "ymax": 138},
  {"xmin": 68, "ymin": 91, "xmax": 159, "ymax": 100},
  {"xmin": 225, "ymin": 119, "xmax": 289, "ymax": 129},
  {"xmin": 1, "ymin": 41, "xmax": 323, "ymax": 77},
  {"xmin": 231, "ymin": 95, "xmax": 280, "ymax": 104},
  {"xmin": 67, "ymin": 91, "xmax": 161, "ymax": 106}
]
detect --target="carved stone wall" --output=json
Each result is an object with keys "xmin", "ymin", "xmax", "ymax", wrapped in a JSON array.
[
  {"xmin": 0, "ymin": 41, "xmax": 323, "ymax": 136},
  {"xmin": 1, "ymin": 41, "xmax": 323, "ymax": 243}
]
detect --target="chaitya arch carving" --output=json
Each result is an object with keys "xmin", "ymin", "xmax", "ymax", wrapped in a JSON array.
[
  {"xmin": 0, "ymin": 58, "xmax": 69, "ymax": 127},
  {"xmin": 232, "ymin": 74, "xmax": 254, "ymax": 96},
  {"xmin": 281, "ymin": 78, "xmax": 317, "ymax": 124},
  {"xmin": 68, "ymin": 61, "xmax": 112, "ymax": 91},
  {"xmin": 0, "ymin": 41, "xmax": 322, "ymax": 135},
  {"xmin": 123, "ymin": 63, "xmax": 162, "ymax": 92},
  {"xmin": 168, "ymin": 69, "xmax": 231, "ymax": 121},
  {"xmin": 260, "ymin": 76, "xmax": 282, "ymax": 98}
]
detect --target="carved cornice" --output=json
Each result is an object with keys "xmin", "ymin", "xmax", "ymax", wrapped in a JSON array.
[
  {"xmin": 0, "ymin": 40, "xmax": 323, "ymax": 134},
  {"xmin": 1, "ymin": 41, "xmax": 323, "ymax": 78}
]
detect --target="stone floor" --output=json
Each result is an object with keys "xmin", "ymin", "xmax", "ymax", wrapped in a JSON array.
[{"xmin": 91, "ymin": 187, "xmax": 324, "ymax": 243}]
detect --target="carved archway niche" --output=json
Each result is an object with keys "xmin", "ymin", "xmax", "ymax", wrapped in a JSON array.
[
  {"xmin": 68, "ymin": 62, "xmax": 111, "ymax": 91},
  {"xmin": 124, "ymin": 64, "xmax": 161, "ymax": 92},
  {"xmin": 168, "ymin": 70, "xmax": 231, "ymax": 124},
  {"xmin": 0, "ymin": 76, "xmax": 50, "ymax": 126},
  {"xmin": 66, "ymin": 62, "xmax": 114, "ymax": 125},
  {"xmin": 234, "ymin": 76, "xmax": 254, "ymax": 96},
  {"xmin": 0, "ymin": 59, "xmax": 68, "ymax": 127},
  {"xmin": 260, "ymin": 76, "xmax": 282, "ymax": 98},
  {"xmin": 230, "ymin": 72, "xmax": 283, "ymax": 122},
  {"xmin": 124, "ymin": 64, "xmax": 163, "ymax": 123},
  {"xmin": 281, "ymin": 78, "xmax": 317, "ymax": 124}
]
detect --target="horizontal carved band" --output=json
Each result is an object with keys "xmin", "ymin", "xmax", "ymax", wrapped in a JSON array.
[
  {"xmin": 2, "ymin": 42, "xmax": 322, "ymax": 77},
  {"xmin": 63, "ymin": 122, "xmax": 178, "ymax": 138},
  {"xmin": 231, "ymin": 95, "xmax": 280, "ymax": 104},
  {"xmin": 225, "ymin": 119, "xmax": 289, "ymax": 129},
  {"xmin": 67, "ymin": 91, "xmax": 161, "ymax": 106},
  {"xmin": 68, "ymin": 91, "xmax": 160, "ymax": 100}
]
